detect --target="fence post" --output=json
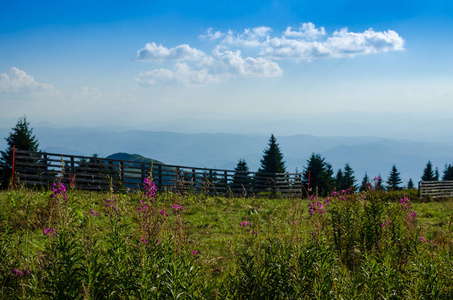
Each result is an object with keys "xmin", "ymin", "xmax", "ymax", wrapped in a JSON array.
[
  {"xmin": 11, "ymin": 145, "xmax": 15, "ymax": 189},
  {"xmin": 158, "ymin": 165, "xmax": 162, "ymax": 190}
]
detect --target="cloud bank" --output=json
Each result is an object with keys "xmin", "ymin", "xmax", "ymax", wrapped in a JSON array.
[
  {"xmin": 136, "ymin": 23, "xmax": 404, "ymax": 86},
  {"xmin": 0, "ymin": 67, "xmax": 54, "ymax": 93}
]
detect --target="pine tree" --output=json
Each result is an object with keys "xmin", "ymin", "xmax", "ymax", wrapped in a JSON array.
[
  {"xmin": 443, "ymin": 163, "xmax": 453, "ymax": 181},
  {"xmin": 302, "ymin": 153, "xmax": 334, "ymax": 196},
  {"xmin": 335, "ymin": 169, "xmax": 343, "ymax": 191},
  {"xmin": 421, "ymin": 161, "xmax": 436, "ymax": 181},
  {"xmin": 342, "ymin": 163, "xmax": 356, "ymax": 191},
  {"xmin": 434, "ymin": 167, "xmax": 439, "ymax": 181},
  {"xmin": 0, "ymin": 117, "xmax": 39, "ymax": 188},
  {"xmin": 407, "ymin": 178, "xmax": 415, "ymax": 189},
  {"xmin": 360, "ymin": 172, "xmax": 370, "ymax": 192},
  {"xmin": 255, "ymin": 135, "xmax": 286, "ymax": 191},
  {"xmin": 257, "ymin": 134, "xmax": 286, "ymax": 174},
  {"xmin": 232, "ymin": 159, "xmax": 251, "ymax": 193},
  {"xmin": 386, "ymin": 165, "xmax": 402, "ymax": 191}
]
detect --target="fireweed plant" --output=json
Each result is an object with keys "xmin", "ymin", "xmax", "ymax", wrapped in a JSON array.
[{"xmin": 1, "ymin": 178, "xmax": 453, "ymax": 298}]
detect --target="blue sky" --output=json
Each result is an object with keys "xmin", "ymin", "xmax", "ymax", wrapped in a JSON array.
[{"xmin": 1, "ymin": 0, "xmax": 453, "ymax": 138}]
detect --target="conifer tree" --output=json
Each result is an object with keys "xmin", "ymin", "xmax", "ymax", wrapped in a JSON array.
[
  {"xmin": 302, "ymin": 153, "xmax": 334, "ymax": 196},
  {"xmin": 443, "ymin": 163, "xmax": 453, "ymax": 181},
  {"xmin": 335, "ymin": 169, "xmax": 343, "ymax": 191},
  {"xmin": 232, "ymin": 159, "xmax": 251, "ymax": 192},
  {"xmin": 255, "ymin": 134, "xmax": 286, "ymax": 192},
  {"xmin": 342, "ymin": 163, "xmax": 356, "ymax": 191},
  {"xmin": 407, "ymin": 178, "xmax": 415, "ymax": 189},
  {"xmin": 360, "ymin": 172, "xmax": 370, "ymax": 192},
  {"xmin": 386, "ymin": 165, "xmax": 402, "ymax": 191},
  {"xmin": 0, "ymin": 117, "xmax": 39, "ymax": 188},
  {"xmin": 421, "ymin": 161, "xmax": 436, "ymax": 181},
  {"xmin": 257, "ymin": 134, "xmax": 286, "ymax": 174}
]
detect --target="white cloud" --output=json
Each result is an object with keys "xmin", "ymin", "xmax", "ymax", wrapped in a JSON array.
[
  {"xmin": 136, "ymin": 42, "xmax": 208, "ymax": 62},
  {"xmin": 211, "ymin": 48, "xmax": 282, "ymax": 77},
  {"xmin": 283, "ymin": 22, "xmax": 326, "ymax": 39},
  {"xmin": 221, "ymin": 26, "xmax": 272, "ymax": 47},
  {"xmin": 199, "ymin": 28, "xmax": 224, "ymax": 40},
  {"xmin": 262, "ymin": 28, "xmax": 404, "ymax": 60},
  {"xmin": 135, "ymin": 23, "xmax": 404, "ymax": 86},
  {"xmin": 136, "ymin": 63, "xmax": 217, "ymax": 86},
  {"xmin": 0, "ymin": 67, "xmax": 54, "ymax": 93}
]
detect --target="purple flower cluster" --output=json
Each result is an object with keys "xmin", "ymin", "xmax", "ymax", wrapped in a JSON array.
[
  {"xmin": 141, "ymin": 237, "xmax": 149, "ymax": 244},
  {"xmin": 52, "ymin": 182, "xmax": 67, "ymax": 201},
  {"xmin": 309, "ymin": 201, "xmax": 324, "ymax": 215},
  {"xmin": 381, "ymin": 220, "xmax": 392, "ymax": 227},
  {"xmin": 13, "ymin": 268, "xmax": 30, "ymax": 280},
  {"xmin": 171, "ymin": 204, "xmax": 183, "ymax": 213},
  {"xmin": 310, "ymin": 195, "xmax": 316, "ymax": 200},
  {"xmin": 90, "ymin": 208, "xmax": 99, "ymax": 216},
  {"xmin": 43, "ymin": 226, "xmax": 55, "ymax": 236},
  {"xmin": 400, "ymin": 197, "xmax": 417, "ymax": 222},
  {"xmin": 239, "ymin": 221, "xmax": 251, "ymax": 227},
  {"xmin": 159, "ymin": 209, "xmax": 169, "ymax": 217},
  {"xmin": 420, "ymin": 236, "xmax": 436, "ymax": 244},
  {"xmin": 138, "ymin": 200, "xmax": 148, "ymax": 215},
  {"xmin": 143, "ymin": 177, "xmax": 157, "ymax": 199},
  {"xmin": 331, "ymin": 191, "xmax": 339, "ymax": 197},
  {"xmin": 104, "ymin": 197, "xmax": 118, "ymax": 216}
]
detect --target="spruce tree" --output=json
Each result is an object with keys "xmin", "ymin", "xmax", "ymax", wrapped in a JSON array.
[
  {"xmin": 302, "ymin": 153, "xmax": 334, "ymax": 196},
  {"xmin": 0, "ymin": 117, "xmax": 39, "ymax": 188},
  {"xmin": 257, "ymin": 134, "xmax": 286, "ymax": 174},
  {"xmin": 407, "ymin": 178, "xmax": 415, "ymax": 189},
  {"xmin": 255, "ymin": 134, "xmax": 286, "ymax": 192},
  {"xmin": 360, "ymin": 172, "xmax": 370, "ymax": 192},
  {"xmin": 335, "ymin": 169, "xmax": 343, "ymax": 191},
  {"xmin": 342, "ymin": 163, "xmax": 356, "ymax": 191},
  {"xmin": 443, "ymin": 163, "xmax": 453, "ymax": 181},
  {"xmin": 386, "ymin": 165, "xmax": 402, "ymax": 191},
  {"xmin": 232, "ymin": 159, "xmax": 251, "ymax": 192},
  {"xmin": 421, "ymin": 161, "xmax": 436, "ymax": 181}
]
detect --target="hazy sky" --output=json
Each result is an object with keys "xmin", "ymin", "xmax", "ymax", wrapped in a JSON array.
[{"xmin": 1, "ymin": 0, "xmax": 453, "ymax": 137}]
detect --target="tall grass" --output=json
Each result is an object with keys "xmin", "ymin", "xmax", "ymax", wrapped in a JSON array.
[{"xmin": 1, "ymin": 182, "xmax": 453, "ymax": 299}]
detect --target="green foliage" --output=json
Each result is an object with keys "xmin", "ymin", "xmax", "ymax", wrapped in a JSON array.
[
  {"xmin": 0, "ymin": 117, "xmax": 39, "ymax": 188},
  {"xmin": 1, "ymin": 187, "xmax": 453, "ymax": 298},
  {"xmin": 443, "ymin": 163, "xmax": 453, "ymax": 180},
  {"xmin": 360, "ymin": 172, "xmax": 370, "ymax": 192},
  {"xmin": 422, "ymin": 160, "xmax": 437, "ymax": 181},
  {"xmin": 232, "ymin": 159, "xmax": 251, "ymax": 194},
  {"xmin": 257, "ymin": 134, "xmax": 286, "ymax": 174},
  {"xmin": 303, "ymin": 153, "xmax": 335, "ymax": 196},
  {"xmin": 386, "ymin": 165, "xmax": 403, "ymax": 191}
]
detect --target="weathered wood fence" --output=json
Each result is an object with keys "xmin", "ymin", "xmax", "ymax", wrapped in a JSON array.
[
  {"xmin": 419, "ymin": 180, "xmax": 453, "ymax": 199},
  {"xmin": 13, "ymin": 150, "xmax": 303, "ymax": 198}
]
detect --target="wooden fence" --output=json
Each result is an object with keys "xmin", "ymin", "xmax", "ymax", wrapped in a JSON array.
[
  {"xmin": 419, "ymin": 180, "xmax": 453, "ymax": 199},
  {"xmin": 13, "ymin": 150, "xmax": 303, "ymax": 198}
]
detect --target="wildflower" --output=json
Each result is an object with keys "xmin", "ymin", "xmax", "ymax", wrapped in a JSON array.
[
  {"xmin": 324, "ymin": 198, "xmax": 331, "ymax": 204},
  {"xmin": 143, "ymin": 177, "xmax": 157, "ymax": 199},
  {"xmin": 310, "ymin": 195, "xmax": 316, "ymax": 200},
  {"xmin": 331, "ymin": 191, "xmax": 339, "ymax": 197},
  {"xmin": 52, "ymin": 182, "xmax": 67, "ymax": 201},
  {"xmin": 192, "ymin": 250, "xmax": 198, "ymax": 255},
  {"xmin": 90, "ymin": 209, "xmax": 99, "ymax": 216},
  {"xmin": 407, "ymin": 211, "xmax": 417, "ymax": 222},
  {"xmin": 13, "ymin": 268, "xmax": 30, "ymax": 279},
  {"xmin": 141, "ymin": 237, "xmax": 149, "ymax": 244},
  {"xmin": 292, "ymin": 222, "xmax": 296, "ymax": 225},
  {"xmin": 43, "ymin": 226, "xmax": 55, "ymax": 236},
  {"xmin": 340, "ymin": 196, "xmax": 345, "ymax": 201},
  {"xmin": 171, "ymin": 204, "xmax": 184, "ymax": 213},
  {"xmin": 309, "ymin": 202, "xmax": 316, "ymax": 215}
]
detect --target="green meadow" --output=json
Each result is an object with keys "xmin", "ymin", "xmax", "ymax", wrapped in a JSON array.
[{"xmin": 1, "ymin": 184, "xmax": 453, "ymax": 299}]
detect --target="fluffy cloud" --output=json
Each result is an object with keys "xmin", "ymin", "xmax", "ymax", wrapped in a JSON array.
[
  {"xmin": 199, "ymin": 28, "xmax": 224, "ymax": 41},
  {"xmin": 0, "ymin": 67, "xmax": 54, "ymax": 93},
  {"xmin": 136, "ymin": 23, "xmax": 404, "ymax": 86},
  {"xmin": 283, "ymin": 22, "xmax": 326, "ymax": 39},
  {"xmin": 136, "ymin": 42, "xmax": 208, "ymax": 62}
]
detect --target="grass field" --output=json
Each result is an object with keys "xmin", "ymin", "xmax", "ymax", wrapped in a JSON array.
[{"xmin": 1, "ymin": 181, "xmax": 453, "ymax": 299}]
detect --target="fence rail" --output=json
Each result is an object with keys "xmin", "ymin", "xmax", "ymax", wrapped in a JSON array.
[
  {"xmin": 13, "ymin": 150, "xmax": 303, "ymax": 198},
  {"xmin": 419, "ymin": 180, "xmax": 453, "ymax": 198}
]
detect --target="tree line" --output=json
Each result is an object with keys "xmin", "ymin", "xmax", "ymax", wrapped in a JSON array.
[{"xmin": 1, "ymin": 117, "xmax": 453, "ymax": 194}]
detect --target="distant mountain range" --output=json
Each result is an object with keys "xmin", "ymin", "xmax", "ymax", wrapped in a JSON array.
[{"xmin": 0, "ymin": 126, "xmax": 452, "ymax": 185}]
